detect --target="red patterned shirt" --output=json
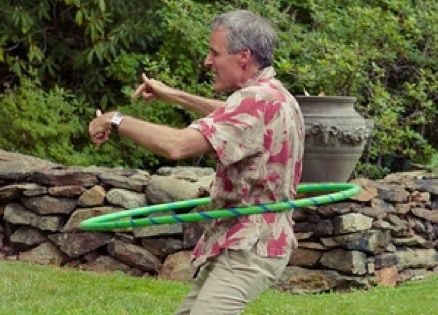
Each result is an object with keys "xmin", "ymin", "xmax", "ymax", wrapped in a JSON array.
[{"xmin": 189, "ymin": 67, "xmax": 304, "ymax": 269}]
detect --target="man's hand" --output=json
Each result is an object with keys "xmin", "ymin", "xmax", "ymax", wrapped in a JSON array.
[
  {"xmin": 89, "ymin": 109, "xmax": 112, "ymax": 146},
  {"xmin": 131, "ymin": 73, "xmax": 175, "ymax": 102}
]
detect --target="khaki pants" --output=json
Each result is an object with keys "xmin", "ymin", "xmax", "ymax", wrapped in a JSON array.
[{"xmin": 174, "ymin": 248, "xmax": 290, "ymax": 315}]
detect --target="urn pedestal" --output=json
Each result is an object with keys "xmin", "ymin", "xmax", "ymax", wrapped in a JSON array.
[{"xmin": 295, "ymin": 96, "xmax": 372, "ymax": 182}]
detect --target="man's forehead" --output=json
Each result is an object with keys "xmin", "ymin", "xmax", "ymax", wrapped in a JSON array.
[{"xmin": 209, "ymin": 27, "xmax": 228, "ymax": 50}]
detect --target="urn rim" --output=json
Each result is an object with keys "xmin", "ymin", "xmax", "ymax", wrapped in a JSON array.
[{"xmin": 295, "ymin": 95, "xmax": 357, "ymax": 103}]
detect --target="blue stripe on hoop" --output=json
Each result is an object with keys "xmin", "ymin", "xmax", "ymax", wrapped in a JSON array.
[
  {"xmin": 199, "ymin": 212, "xmax": 213, "ymax": 220},
  {"xmin": 259, "ymin": 204, "xmax": 271, "ymax": 212},
  {"xmin": 172, "ymin": 215, "xmax": 184, "ymax": 223},
  {"xmin": 149, "ymin": 217, "xmax": 159, "ymax": 225},
  {"xmin": 287, "ymin": 201, "xmax": 298, "ymax": 209},
  {"xmin": 328, "ymin": 194, "xmax": 336, "ymax": 202},
  {"xmin": 310, "ymin": 198, "xmax": 320, "ymax": 206},
  {"xmin": 228, "ymin": 208, "xmax": 241, "ymax": 217}
]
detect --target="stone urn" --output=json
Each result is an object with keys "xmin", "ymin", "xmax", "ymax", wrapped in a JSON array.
[{"xmin": 295, "ymin": 96, "xmax": 372, "ymax": 182}]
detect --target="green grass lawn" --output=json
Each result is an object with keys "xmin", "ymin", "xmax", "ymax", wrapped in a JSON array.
[{"xmin": 1, "ymin": 260, "xmax": 437, "ymax": 315}]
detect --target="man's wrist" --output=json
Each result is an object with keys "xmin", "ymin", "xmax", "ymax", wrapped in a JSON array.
[
  {"xmin": 162, "ymin": 87, "xmax": 179, "ymax": 103},
  {"xmin": 110, "ymin": 112, "xmax": 125, "ymax": 131}
]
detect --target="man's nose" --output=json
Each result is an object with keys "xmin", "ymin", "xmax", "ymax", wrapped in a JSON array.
[{"xmin": 204, "ymin": 53, "xmax": 212, "ymax": 67}]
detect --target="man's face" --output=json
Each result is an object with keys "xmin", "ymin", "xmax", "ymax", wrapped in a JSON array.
[{"xmin": 204, "ymin": 27, "xmax": 244, "ymax": 92}]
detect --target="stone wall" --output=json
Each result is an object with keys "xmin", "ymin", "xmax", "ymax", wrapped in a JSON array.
[{"xmin": 0, "ymin": 149, "xmax": 437, "ymax": 293}]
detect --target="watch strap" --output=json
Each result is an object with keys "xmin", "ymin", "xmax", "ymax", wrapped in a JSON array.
[{"xmin": 110, "ymin": 112, "xmax": 125, "ymax": 131}]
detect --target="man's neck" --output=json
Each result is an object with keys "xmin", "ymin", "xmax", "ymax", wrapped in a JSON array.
[{"xmin": 237, "ymin": 64, "xmax": 263, "ymax": 89}]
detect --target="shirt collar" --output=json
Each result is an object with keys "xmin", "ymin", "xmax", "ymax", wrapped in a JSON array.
[{"xmin": 243, "ymin": 66, "xmax": 276, "ymax": 88}]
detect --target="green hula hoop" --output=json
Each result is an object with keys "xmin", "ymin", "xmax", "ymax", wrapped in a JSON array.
[{"xmin": 79, "ymin": 182, "xmax": 361, "ymax": 231}]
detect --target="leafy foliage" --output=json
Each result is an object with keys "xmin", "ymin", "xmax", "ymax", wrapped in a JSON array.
[
  {"xmin": 0, "ymin": 0, "xmax": 436, "ymax": 177},
  {"xmin": 0, "ymin": 78, "xmax": 83, "ymax": 165}
]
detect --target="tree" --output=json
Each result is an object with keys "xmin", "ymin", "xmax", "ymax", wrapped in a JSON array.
[{"xmin": 0, "ymin": 0, "xmax": 436, "ymax": 177}]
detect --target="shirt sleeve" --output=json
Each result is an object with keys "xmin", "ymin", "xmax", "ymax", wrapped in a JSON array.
[{"xmin": 189, "ymin": 92, "xmax": 265, "ymax": 166}]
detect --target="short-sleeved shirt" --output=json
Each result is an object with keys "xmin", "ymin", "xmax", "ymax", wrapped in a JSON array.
[{"xmin": 189, "ymin": 67, "xmax": 305, "ymax": 269}]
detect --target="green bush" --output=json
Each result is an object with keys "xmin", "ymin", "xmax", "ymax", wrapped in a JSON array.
[
  {"xmin": 0, "ymin": 78, "xmax": 84, "ymax": 165},
  {"xmin": 427, "ymin": 152, "xmax": 438, "ymax": 172},
  {"xmin": 0, "ymin": 0, "xmax": 436, "ymax": 176}
]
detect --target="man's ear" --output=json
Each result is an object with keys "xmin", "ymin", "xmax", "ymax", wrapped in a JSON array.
[{"xmin": 238, "ymin": 49, "xmax": 252, "ymax": 68}]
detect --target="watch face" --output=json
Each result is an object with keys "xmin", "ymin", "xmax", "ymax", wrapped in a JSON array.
[{"xmin": 111, "ymin": 112, "xmax": 124, "ymax": 129}]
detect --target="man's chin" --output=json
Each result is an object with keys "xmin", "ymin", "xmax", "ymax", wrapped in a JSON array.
[
  {"xmin": 213, "ymin": 82, "xmax": 233, "ymax": 93},
  {"xmin": 213, "ymin": 82, "xmax": 224, "ymax": 93}
]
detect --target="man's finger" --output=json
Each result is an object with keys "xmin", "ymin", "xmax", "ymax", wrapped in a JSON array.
[
  {"xmin": 142, "ymin": 91, "xmax": 155, "ymax": 100},
  {"xmin": 131, "ymin": 82, "xmax": 147, "ymax": 99},
  {"xmin": 141, "ymin": 73, "xmax": 149, "ymax": 82},
  {"xmin": 91, "ymin": 130, "xmax": 110, "ymax": 146}
]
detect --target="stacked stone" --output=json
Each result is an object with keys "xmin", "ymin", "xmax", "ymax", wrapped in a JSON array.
[
  {"xmin": 276, "ymin": 176, "xmax": 438, "ymax": 293},
  {"xmin": 0, "ymin": 149, "xmax": 437, "ymax": 293},
  {"xmin": 0, "ymin": 150, "xmax": 213, "ymax": 279}
]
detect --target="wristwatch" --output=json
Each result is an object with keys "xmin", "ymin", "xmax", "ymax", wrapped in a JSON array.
[{"xmin": 110, "ymin": 112, "xmax": 125, "ymax": 131}]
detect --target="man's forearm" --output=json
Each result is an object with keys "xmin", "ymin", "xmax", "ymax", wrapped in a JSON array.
[
  {"xmin": 165, "ymin": 88, "xmax": 225, "ymax": 115},
  {"xmin": 117, "ymin": 116, "xmax": 182, "ymax": 158},
  {"xmin": 116, "ymin": 116, "xmax": 211, "ymax": 160},
  {"xmin": 134, "ymin": 75, "xmax": 225, "ymax": 115}
]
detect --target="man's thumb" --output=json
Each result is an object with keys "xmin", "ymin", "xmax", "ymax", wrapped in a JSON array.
[{"xmin": 141, "ymin": 73, "xmax": 150, "ymax": 83}]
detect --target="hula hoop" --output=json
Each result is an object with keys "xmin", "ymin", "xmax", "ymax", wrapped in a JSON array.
[{"xmin": 79, "ymin": 182, "xmax": 361, "ymax": 231}]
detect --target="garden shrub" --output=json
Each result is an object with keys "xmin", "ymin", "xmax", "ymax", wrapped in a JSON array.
[{"xmin": 0, "ymin": 0, "xmax": 436, "ymax": 177}]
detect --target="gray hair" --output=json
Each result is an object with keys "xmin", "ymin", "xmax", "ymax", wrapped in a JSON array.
[{"xmin": 211, "ymin": 10, "xmax": 277, "ymax": 68}]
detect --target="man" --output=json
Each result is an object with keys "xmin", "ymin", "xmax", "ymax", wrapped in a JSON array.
[{"xmin": 89, "ymin": 10, "xmax": 304, "ymax": 315}]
